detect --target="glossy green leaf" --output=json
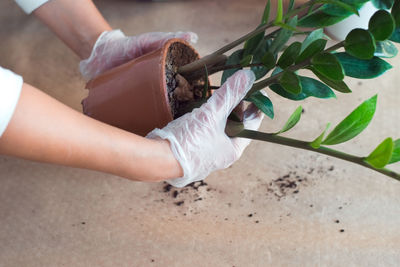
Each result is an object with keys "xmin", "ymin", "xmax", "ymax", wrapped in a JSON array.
[
  {"xmin": 261, "ymin": 0, "xmax": 271, "ymax": 24},
  {"xmin": 365, "ymin": 137, "xmax": 394, "ymax": 169},
  {"xmin": 311, "ymin": 52, "xmax": 345, "ymax": 81},
  {"xmin": 301, "ymin": 29, "xmax": 324, "ymax": 53},
  {"xmin": 345, "ymin": 28, "xmax": 376, "ymax": 59},
  {"xmin": 287, "ymin": 0, "xmax": 295, "ymax": 12},
  {"xmin": 298, "ymin": 11, "xmax": 348, "ymax": 28},
  {"xmin": 277, "ymin": 42, "xmax": 301, "ymax": 69},
  {"xmin": 388, "ymin": 139, "xmax": 400, "ymax": 164},
  {"xmin": 276, "ymin": 0, "xmax": 283, "ymax": 23},
  {"xmin": 371, "ymin": 0, "xmax": 394, "ymax": 9},
  {"xmin": 244, "ymin": 0, "xmax": 272, "ymax": 57},
  {"xmin": 274, "ymin": 22, "xmax": 301, "ymax": 32},
  {"xmin": 310, "ymin": 123, "xmax": 331, "ymax": 149},
  {"xmin": 221, "ymin": 49, "xmax": 243, "ymax": 84},
  {"xmin": 280, "ymin": 70, "xmax": 302, "ymax": 94},
  {"xmin": 310, "ymin": 67, "xmax": 352, "ymax": 93},
  {"xmin": 389, "ymin": 27, "xmax": 400, "ymax": 43},
  {"xmin": 276, "ymin": 106, "xmax": 303, "ymax": 134},
  {"xmin": 252, "ymin": 39, "xmax": 273, "ymax": 80},
  {"xmin": 261, "ymin": 51, "xmax": 276, "ymax": 69},
  {"xmin": 244, "ymin": 31, "xmax": 264, "ymax": 57},
  {"xmin": 368, "ymin": 10, "xmax": 395, "ymax": 41},
  {"xmin": 392, "ymin": 0, "xmax": 400, "ymax": 27},
  {"xmin": 375, "ymin": 40, "xmax": 398, "ymax": 58},
  {"xmin": 247, "ymin": 91, "xmax": 274, "ymax": 119},
  {"xmin": 321, "ymin": 1, "xmax": 366, "ymax": 17},
  {"xmin": 296, "ymin": 39, "xmax": 327, "ymax": 64},
  {"xmin": 270, "ymin": 76, "xmax": 336, "ymax": 100},
  {"xmin": 322, "ymin": 95, "xmax": 377, "ymax": 145},
  {"xmin": 335, "ymin": 52, "xmax": 392, "ymax": 79},
  {"xmin": 270, "ymin": 16, "xmax": 298, "ymax": 54},
  {"xmin": 316, "ymin": 0, "xmax": 359, "ymax": 15},
  {"xmin": 240, "ymin": 55, "xmax": 253, "ymax": 67}
]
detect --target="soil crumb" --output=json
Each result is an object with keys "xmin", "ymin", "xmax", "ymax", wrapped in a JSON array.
[{"xmin": 267, "ymin": 171, "xmax": 308, "ymax": 200}]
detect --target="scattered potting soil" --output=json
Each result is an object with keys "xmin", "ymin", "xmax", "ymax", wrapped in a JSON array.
[
  {"xmin": 267, "ymin": 171, "xmax": 309, "ymax": 200},
  {"xmin": 165, "ymin": 42, "xmax": 208, "ymax": 118}
]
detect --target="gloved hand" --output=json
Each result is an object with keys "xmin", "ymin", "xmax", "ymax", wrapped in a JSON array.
[
  {"xmin": 147, "ymin": 70, "xmax": 263, "ymax": 187},
  {"xmin": 80, "ymin": 29, "xmax": 198, "ymax": 80}
]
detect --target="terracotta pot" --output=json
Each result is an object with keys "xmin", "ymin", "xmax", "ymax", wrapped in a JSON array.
[{"xmin": 82, "ymin": 38, "xmax": 201, "ymax": 136}]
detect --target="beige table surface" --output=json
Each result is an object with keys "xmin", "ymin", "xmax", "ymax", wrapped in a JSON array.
[{"xmin": 1, "ymin": 0, "xmax": 400, "ymax": 266}]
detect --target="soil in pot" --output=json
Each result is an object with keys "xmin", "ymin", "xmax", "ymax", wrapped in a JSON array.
[{"xmin": 164, "ymin": 42, "xmax": 210, "ymax": 119}]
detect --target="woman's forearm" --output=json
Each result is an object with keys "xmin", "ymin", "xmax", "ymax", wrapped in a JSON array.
[
  {"xmin": 33, "ymin": 0, "xmax": 112, "ymax": 59},
  {"xmin": 0, "ymin": 83, "xmax": 183, "ymax": 182}
]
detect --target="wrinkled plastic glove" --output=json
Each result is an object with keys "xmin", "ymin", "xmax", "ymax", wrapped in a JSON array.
[
  {"xmin": 80, "ymin": 29, "xmax": 198, "ymax": 80},
  {"xmin": 147, "ymin": 70, "xmax": 264, "ymax": 188}
]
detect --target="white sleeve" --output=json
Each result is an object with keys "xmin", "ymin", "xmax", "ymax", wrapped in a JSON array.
[
  {"xmin": 14, "ymin": 0, "xmax": 50, "ymax": 14},
  {"xmin": 0, "ymin": 67, "xmax": 23, "ymax": 137}
]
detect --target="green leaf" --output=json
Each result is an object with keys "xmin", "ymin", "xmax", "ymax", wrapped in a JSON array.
[
  {"xmin": 247, "ymin": 91, "xmax": 274, "ymax": 119},
  {"xmin": 321, "ymin": 1, "xmax": 366, "ymax": 17},
  {"xmin": 392, "ymin": 0, "xmax": 400, "ymax": 27},
  {"xmin": 275, "ymin": 0, "xmax": 283, "ymax": 23},
  {"xmin": 280, "ymin": 70, "xmax": 302, "ymax": 94},
  {"xmin": 310, "ymin": 123, "xmax": 331, "ymax": 149},
  {"xmin": 344, "ymin": 28, "xmax": 376, "ymax": 59},
  {"xmin": 287, "ymin": 0, "xmax": 295, "ymax": 12},
  {"xmin": 298, "ymin": 11, "xmax": 348, "ymax": 28},
  {"xmin": 240, "ymin": 55, "xmax": 253, "ymax": 67},
  {"xmin": 261, "ymin": 51, "xmax": 276, "ymax": 69},
  {"xmin": 365, "ymin": 137, "xmax": 394, "ymax": 169},
  {"xmin": 388, "ymin": 139, "xmax": 400, "ymax": 164},
  {"xmin": 316, "ymin": 0, "xmax": 359, "ymax": 15},
  {"xmin": 311, "ymin": 52, "xmax": 345, "ymax": 81},
  {"xmin": 270, "ymin": 76, "xmax": 336, "ymax": 100},
  {"xmin": 276, "ymin": 106, "xmax": 303, "ymax": 134},
  {"xmin": 389, "ymin": 27, "xmax": 400, "ymax": 43},
  {"xmin": 261, "ymin": 0, "xmax": 271, "ymax": 24},
  {"xmin": 375, "ymin": 40, "xmax": 398, "ymax": 58},
  {"xmin": 368, "ymin": 10, "xmax": 395, "ymax": 41},
  {"xmin": 221, "ymin": 49, "xmax": 243, "ymax": 84},
  {"xmin": 277, "ymin": 42, "xmax": 301, "ymax": 69},
  {"xmin": 310, "ymin": 67, "xmax": 352, "ymax": 93},
  {"xmin": 301, "ymin": 29, "xmax": 324, "ymax": 53},
  {"xmin": 244, "ymin": 31, "xmax": 264, "ymax": 57},
  {"xmin": 371, "ymin": 0, "xmax": 394, "ymax": 9},
  {"xmin": 322, "ymin": 95, "xmax": 377, "ymax": 145},
  {"xmin": 270, "ymin": 16, "xmax": 298, "ymax": 54},
  {"xmin": 252, "ymin": 38, "xmax": 273, "ymax": 80},
  {"xmin": 335, "ymin": 52, "xmax": 392, "ymax": 79},
  {"xmin": 274, "ymin": 22, "xmax": 301, "ymax": 32},
  {"xmin": 296, "ymin": 39, "xmax": 327, "ymax": 64}
]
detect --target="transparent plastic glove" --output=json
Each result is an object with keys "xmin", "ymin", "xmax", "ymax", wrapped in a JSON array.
[
  {"xmin": 147, "ymin": 70, "xmax": 264, "ymax": 188},
  {"xmin": 80, "ymin": 29, "xmax": 198, "ymax": 80}
]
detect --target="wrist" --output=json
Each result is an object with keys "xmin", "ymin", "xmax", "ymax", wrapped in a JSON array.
[{"xmin": 156, "ymin": 139, "xmax": 184, "ymax": 180}]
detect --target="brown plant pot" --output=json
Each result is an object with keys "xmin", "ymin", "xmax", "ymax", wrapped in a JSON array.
[{"xmin": 82, "ymin": 39, "xmax": 202, "ymax": 136}]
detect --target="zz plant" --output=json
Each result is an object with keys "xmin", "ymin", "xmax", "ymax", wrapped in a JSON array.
[{"xmin": 177, "ymin": 0, "xmax": 400, "ymax": 181}]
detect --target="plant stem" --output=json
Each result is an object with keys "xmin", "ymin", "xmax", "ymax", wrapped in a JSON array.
[
  {"xmin": 178, "ymin": 0, "xmax": 322, "ymax": 75},
  {"xmin": 237, "ymin": 129, "xmax": 400, "ymax": 182},
  {"xmin": 245, "ymin": 41, "xmax": 345, "ymax": 97}
]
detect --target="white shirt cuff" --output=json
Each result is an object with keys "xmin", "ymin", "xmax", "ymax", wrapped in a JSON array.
[
  {"xmin": 0, "ymin": 67, "xmax": 23, "ymax": 137},
  {"xmin": 14, "ymin": 0, "xmax": 50, "ymax": 14}
]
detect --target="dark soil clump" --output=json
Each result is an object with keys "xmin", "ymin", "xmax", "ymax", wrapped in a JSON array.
[{"xmin": 165, "ymin": 42, "xmax": 208, "ymax": 118}]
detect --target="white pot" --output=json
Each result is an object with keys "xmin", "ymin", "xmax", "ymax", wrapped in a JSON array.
[{"xmin": 325, "ymin": 2, "xmax": 379, "ymax": 41}]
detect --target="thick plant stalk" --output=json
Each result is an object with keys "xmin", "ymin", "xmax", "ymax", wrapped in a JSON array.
[{"xmin": 231, "ymin": 128, "xmax": 400, "ymax": 182}]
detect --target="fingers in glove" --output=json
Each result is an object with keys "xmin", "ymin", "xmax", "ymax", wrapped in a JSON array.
[
  {"xmin": 137, "ymin": 31, "xmax": 198, "ymax": 56},
  {"xmin": 208, "ymin": 69, "xmax": 255, "ymax": 121}
]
